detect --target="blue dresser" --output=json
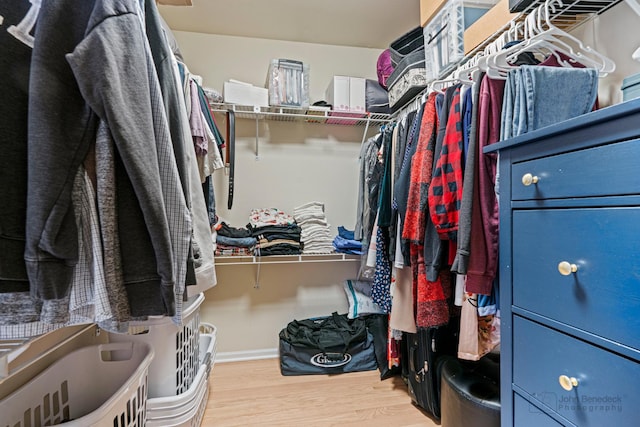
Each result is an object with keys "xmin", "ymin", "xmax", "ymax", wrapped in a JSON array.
[{"xmin": 486, "ymin": 99, "xmax": 640, "ymax": 427}]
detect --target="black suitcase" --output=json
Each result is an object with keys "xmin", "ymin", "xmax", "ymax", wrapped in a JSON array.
[{"xmin": 405, "ymin": 320, "xmax": 459, "ymax": 419}]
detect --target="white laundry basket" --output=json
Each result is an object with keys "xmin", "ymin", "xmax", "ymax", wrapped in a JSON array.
[
  {"xmin": 146, "ymin": 331, "xmax": 217, "ymax": 427},
  {"xmin": 199, "ymin": 323, "xmax": 218, "ymax": 375},
  {"xmin": 0, "ymin": 341, "xmax": 153, "ymax": 427},
  {"xmin": 109, "ymin": 293, "xmax": 204, "ymax": 398}
]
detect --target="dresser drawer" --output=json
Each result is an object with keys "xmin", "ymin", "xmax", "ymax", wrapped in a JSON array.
[
  {"xmin": 511, "ymin": 138, "xmax": 640, "ymax": 200},
  {"xmin": 513, "ymin": 317, "xmax": 638, "ymax": 427},
  {"xmin": 512, "ymin": 208, "xmax": 640, "ymax": 350},
  {"xmin": 514, "ymin": 393, "xmax": 564, "ymax": 427}
]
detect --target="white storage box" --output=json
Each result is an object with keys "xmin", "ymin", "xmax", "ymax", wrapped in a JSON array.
[
  {"xmin": 223, "ymin": 80, "xmax": 269, "ymax": 107},
  {"xmin": 326, "ymin": 76, "xmax": 350, "ymax": 111},
  {"xmin": 0, "ymin": 341, "xmax": 153, "ymax": 427},
  {"xmin": 109, "ymin": 293, "xmax": 205, "ymax": 398},
  {"xmin": 146, "ymin": 332, "xmax": 216, "ymax": 427},
  {"xmin": 349, "ymin": 77, "xmax": 366, "ymax": 113},
  {"xmin": 326, "ymin": 76, "xmax": 367, "ymax": 115}
]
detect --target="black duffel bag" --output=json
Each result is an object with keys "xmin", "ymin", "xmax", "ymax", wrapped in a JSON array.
[{"xmin": 279, "ymin": 312, "xmax": 378, "ymax": 376}]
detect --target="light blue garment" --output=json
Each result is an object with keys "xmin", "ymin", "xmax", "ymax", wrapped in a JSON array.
[
  {"xmin": 338, "ymin": 226, "xmax": 355, "ymax": 240},
  {"xmin": 523, "ymin": 65, "xmax": 597, "ymax": 134},
  {"xmin": 500, "ymin": 70, "xmax": 514, "ymax": 141},
  {"xmin": 332, "ymin": 235, "xmax": 362, "ymax": 251},
  {"xmin": 513, "ymin": 68, "xmax": 528, "ymax": 138},
  {"xmin": 202, "ymin": 175, "xmax": 217, "ymax": 226},
  {"xmin": 477, "ymin": 281, "xmax": 497, "ymax": 317},
  {"xmin": 215, "ymin": 235, "xmax": 257, "ymax": 248},
  {"xmin": 504, "ymin": 65, "xmax": 598, "ymax": 139}
]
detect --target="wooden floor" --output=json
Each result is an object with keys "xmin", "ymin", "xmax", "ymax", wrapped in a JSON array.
[{"xmin": 201, "ymin": 358, "xmax": 439, "ymax": 427}]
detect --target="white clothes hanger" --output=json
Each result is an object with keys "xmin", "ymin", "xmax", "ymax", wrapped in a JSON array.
[
  {"xmin": 483, "ymin": 16, "xmax": 536, "ymax": 80},
  {"xmin": 487, "ymin": 7, "xmax": 577, "ymax": 78},
  {"xmin": 541, "ymin": 0, "xmax": 615, "ymax": 74},
  {"xmin": 456, "ymin": 51, "xmax": 484, "ymax": 85},
  {"xmin": 487, "ymin": 1, "xmax": 615, "ymax": 78},
  {"xmin": 625, "ymin": 0, "xmax": 640, "ymax": 61},
  {"xmin": 427, "ymin": 71, "xmax": 461, "ymax": 94},
  {"xmin": 455, "ymin": 17, "xmax": 524, "ymax": 84},
  {"xmin": 488, "ymin": 0, "xmax": 615, "ymax": 77}
]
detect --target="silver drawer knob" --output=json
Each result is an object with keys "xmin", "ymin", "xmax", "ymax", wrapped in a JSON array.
[
  {"xmin": 521, "ymin": 173, "xmax": 539, "ymax": 186},
  {"xmin": 559, "ymin": 375, "xmax": 579, "ymax": 391},
  {"xmin": 558, "ymin": 261, "xmax": 578, "ymax": 276}
]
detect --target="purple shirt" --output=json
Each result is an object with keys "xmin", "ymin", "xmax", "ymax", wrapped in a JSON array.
[{"xmin": 189, "ymin": 79, "xmax": 208, "ymax": 156}]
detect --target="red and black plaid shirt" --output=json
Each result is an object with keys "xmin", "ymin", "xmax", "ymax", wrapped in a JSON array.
[{"xmin": 428, "ymin": 87, "xmax": 464, "ymax": 242}]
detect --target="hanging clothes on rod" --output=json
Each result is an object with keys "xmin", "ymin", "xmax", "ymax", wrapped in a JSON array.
[
  {"xmin": 351, "ymin": 0, "xmax": 615, "ymax": 364},
  {"xmin": 1, "ymin": 0, "xmax": 218, "ymax": 339},
  {"xmin": 489, "ymin": 0, "xmax": 615, "ymax": 78},
  {"xmin": 168, "ymin": 56, "xmax": 220, "ymax": 299},
  {"xmin": 0, "ymin": 0, "xmax": 61, "ymax": 339}
]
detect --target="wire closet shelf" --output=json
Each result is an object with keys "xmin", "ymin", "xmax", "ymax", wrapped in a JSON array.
[{"xmin": 209, "ymin": 103, "xmax": 393, "ymax": 127}]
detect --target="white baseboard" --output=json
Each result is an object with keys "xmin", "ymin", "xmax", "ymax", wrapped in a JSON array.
[{"xmin": 215, "ymin": 348, "xmax": 279, "ymax": 363}]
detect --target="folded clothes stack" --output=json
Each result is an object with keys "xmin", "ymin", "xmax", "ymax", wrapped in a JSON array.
[
  {"xmin": 293, "ymin": 202, "xmax": 335, "ymax": 254},
  {"xmin": 214, "ymin": 209, "xmax": 304, "ymax": 257},
  {"xmin": 333, "ymin": 226, "xmax": 363, "ymax": 255},
  {"xmin": 214, "ymin": 221, "xmax": 255, "ymax": 256},
  {"xmin": 249, "ymin": 208, "xmax": 303, "ymax": 256}
]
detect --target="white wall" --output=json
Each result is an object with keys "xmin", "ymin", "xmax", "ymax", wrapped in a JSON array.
[
  {"xmin": 570, "ymin": 2, "xmax": 640, "ymax": 106},
  {"xmin": 173, "ymin": 31, "xmax": 383, "ymax": 358},
  {"xmin": 174, "ymin": 31, "xmax": 382, "ymax": 103},
  {"xmin": 174, "ymin": 30, "xmax": 384, "ymax": 236}
]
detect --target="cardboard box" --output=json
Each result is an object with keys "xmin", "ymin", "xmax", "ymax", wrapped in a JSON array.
[
  {"xmin": 420, "ymin": 0, "xmax": 448, "ymax": 27},
  {"xmin": 223, "ymin": 80, "xmax": 269, "ymax": 107},
  {"xmin": 325, "ymin": 76, "xmax": 350, "ymax": 112},
  {"xmin": 348, "ymin": 77, "xmax": 366, "ymax": 113},
  {"xmin": 464, "ymin": 0, "xmax": 515, "ymax": 54}
]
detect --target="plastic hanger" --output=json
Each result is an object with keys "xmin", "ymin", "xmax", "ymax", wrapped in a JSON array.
[
  {"xmin": 541, "ymin": 0, "xmax": 615, "ymax": 75},
  {"xmin": 489, "ymin": 8, "xmax": 575, "ymax": 75},
  {"xmin": 625, "ymin": 0, "xmax": 640, "ymax": 61},
  {"xmin": 456, "ymin": 51, "xmax": 484, "ymax": 85},
  {"xmin": 457, "ymin": 18, "xmax": 523, "ymax": 84},
  {"xmin": 488, "ymin": 0, "xmax": 614, "ymax": 77},
  {"xmin": 427, "ymin": 72, "xmax": 460, "ymax": 94}
]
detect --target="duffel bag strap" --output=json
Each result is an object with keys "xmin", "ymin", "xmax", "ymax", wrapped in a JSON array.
[
  {"xmin": 330, "ymin": 312, "xmax": 359, "ymax": 355},
  {"xmin": 320, "ymin": 312, "xmax": 367, "ymax": 356},
  {"xmin": 284, "ymin": 319, "xmax": 319, "ymax": 348}
]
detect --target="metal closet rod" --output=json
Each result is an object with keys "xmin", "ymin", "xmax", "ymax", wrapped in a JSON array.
[
  {"xmin": 390, "ymin": 0, "xmax": 623, "ymax": 119},
  {"xmin": 210, "ymin": 104, "xmax": 390, "ymax": 155}
]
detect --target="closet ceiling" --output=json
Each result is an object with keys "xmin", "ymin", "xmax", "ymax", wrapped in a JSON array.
[{"xmin": 158, "ymin": 0, "xmax": 421, "ymax": 49}]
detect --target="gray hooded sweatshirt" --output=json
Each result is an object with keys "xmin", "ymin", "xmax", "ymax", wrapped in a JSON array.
[{"xmin": 27, "ymin": 0, "xmax": 188, "ymax": 316}]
